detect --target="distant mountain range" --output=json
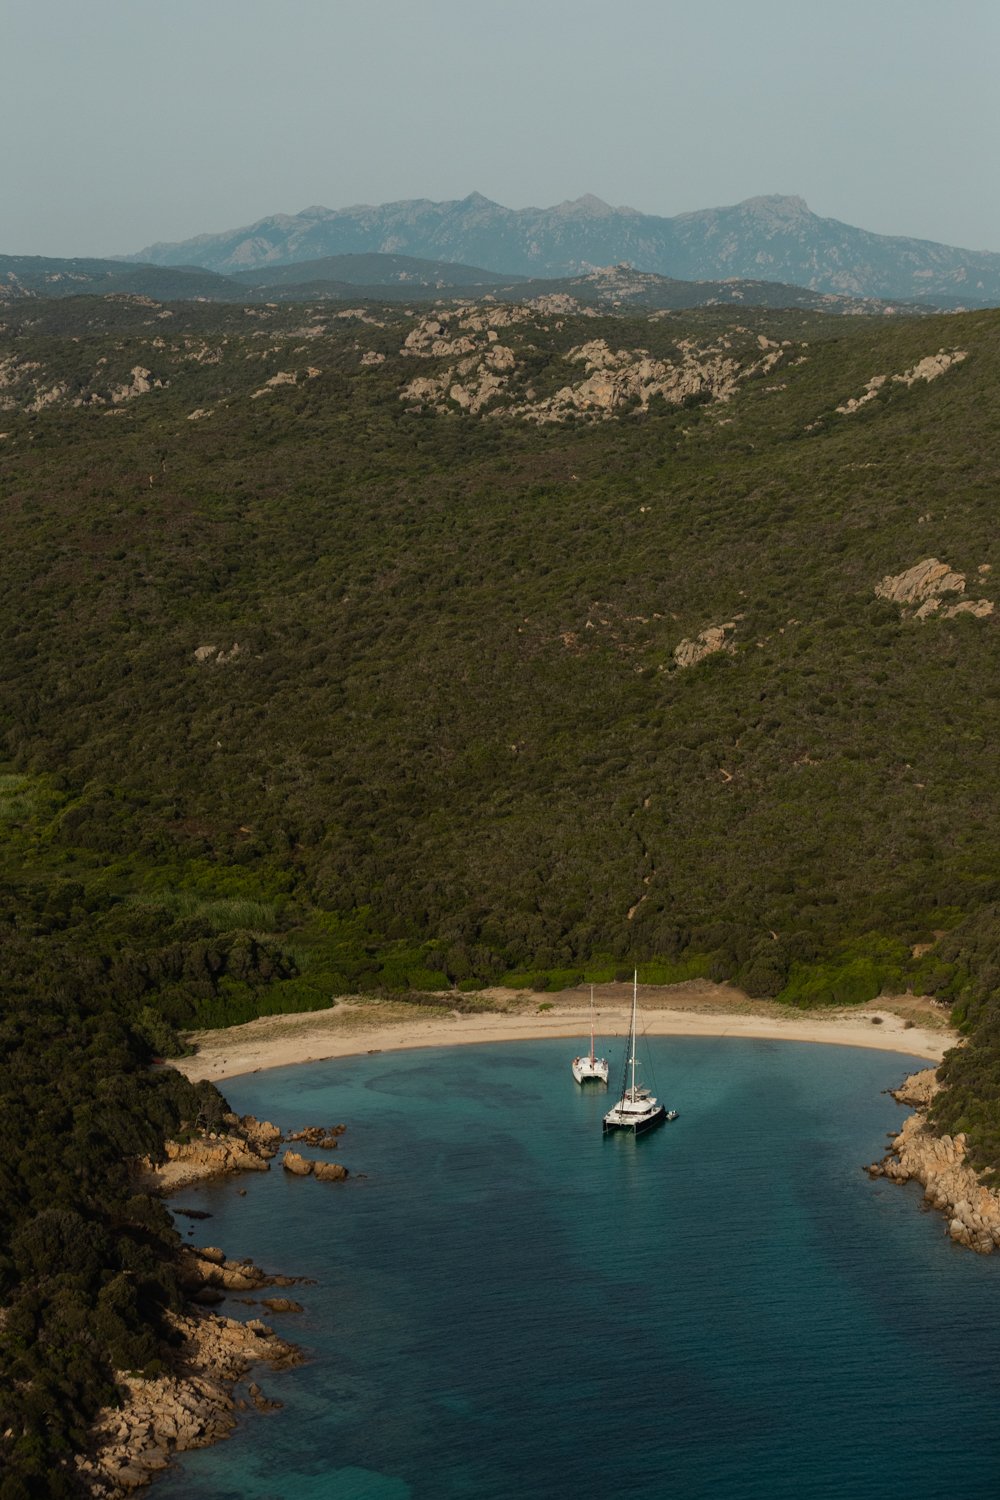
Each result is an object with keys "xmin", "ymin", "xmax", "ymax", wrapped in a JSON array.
[{"xmin": 126, "ymin": 192, "xmax": 1000, "ymax": 307}]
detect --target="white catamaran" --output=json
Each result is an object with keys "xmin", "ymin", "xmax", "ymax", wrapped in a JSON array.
[
  {"xmin": 572, "ymin": 986, "xmax": 609, "ymax": 1084},
  {"xmin": 602, "ymin": 971, "xmax": 674, "ymax": 1135}
]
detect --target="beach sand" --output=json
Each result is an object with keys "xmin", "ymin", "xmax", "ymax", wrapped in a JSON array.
[{"xmin": 174, "ymin": 980, "xmax": 954, "ymax": 1084}]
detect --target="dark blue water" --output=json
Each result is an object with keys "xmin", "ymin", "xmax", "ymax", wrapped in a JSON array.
[{"xmin": 157, "ymin": 1039, "xmax": 1000, "ymax": 1499}]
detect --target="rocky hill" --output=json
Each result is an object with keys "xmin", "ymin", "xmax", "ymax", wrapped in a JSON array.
[
  {"xmin": 1, "ymin": 250, "xmax": 927, "ymax": 317},
  {"xmin": 0, "ymin": 252, "xmax": 241, "ymax": 302},
  {"xmin": 227, "ymin": 251, "xmax": 524, "ymax": 291},
  {"xmin": 127, "ymin": 192, "xmax": 1000, "ymax": 306}
]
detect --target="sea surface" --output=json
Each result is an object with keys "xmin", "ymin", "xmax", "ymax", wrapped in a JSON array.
[{"xmin": 156, "ymin": 1037, "xmax": 1000, "ymax": 1499}]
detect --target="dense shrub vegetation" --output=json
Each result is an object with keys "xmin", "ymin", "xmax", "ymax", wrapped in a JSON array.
[
  {"xmin": 4, "ymin": 291, "xmax": 1000, "ymax": 1489},
  {"xmin": 0, "ymin": 909, "xmax": 226, "ymax": 1495}
]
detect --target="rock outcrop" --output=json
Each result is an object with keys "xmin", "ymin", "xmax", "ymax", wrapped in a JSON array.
[
  {"xmin": 250, "ymin": 368, "xmax": 307, "ymax": 398},
  {"xmin": 836, "ymin": 348, "xmax": 967, "ymax": 414},
  {"xmin": 513, "ymin": 337, "xmax": 774, "ymax": 422},
  {"xmin": 140, "ymin": 1115, "xmax": 345, "ymax": 1193},
  {"xmin": 867, "ymin": 1069, "xmax": 1000, "ymax": 1254},
  {"xmin": 399, "ymin": 310, "xmax": 784, "ymax": 422},
  {"xmin": 237, "ymin": 1114, "xmax": 283, "ymax": 1148},
  {"xmin": 176, "ymin": 1248, "xmax": 286, "ymax": 1295},
  {"xmin": 888, "ymin": 1067, "xmax": 939, "ymax": 1108},
  {"xmin": 138, "ymin": 1113, "xmax": 281, "ymax": 1192},
  {"xmin": 76, "ymin": 1309, "xmax": 301, "ymax": 1497},
  {"xmin": 874, "ymin": 557, "xmax": 993, "ymax": 620},
  {"xmin": 110, "ymin": 366, "xmax": 166, "ymax": 404},
  {"xmin": 313, "ymin": 1160, "xmax": 349, "ymax": 1182},
  {"xmin": 192, "ymin": 641, "xmax": 242, "ymax": 665},
  {"xmin": 282, "ymin": 1149, "xmax": 348, "ymax": 1181},
  {"xmin": 281, "ymin": 1149, "xmax": 313, "ymax": 1176},
  {"xmin": 673, "ymin": 621, "xmax": 738, "ymax": 670},
  {"xmin": 402, "ymin": 317, "xmax": 478, "ymax": 359}
]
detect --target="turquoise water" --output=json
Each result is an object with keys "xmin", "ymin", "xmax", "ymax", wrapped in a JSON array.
[{"xmin": 157, "ymin": 1038, "xmax": 1000, "ymax": 1499}]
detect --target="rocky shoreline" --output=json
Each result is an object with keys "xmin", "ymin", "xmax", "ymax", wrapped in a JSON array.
[
  {"xmin": 78, "ymin": 1112, "xmax": 352, "ymax": 1495},
  {"xmin": 138, "ymin": 1111, "xmax": 349, "ymax": 1192},
  {"xmin": 867, "ymin": 1069, "xmax": 1000, "ymax": 1253},
  {"xmin": 76, "ymin": 1304, "xmax": 302, "ymax": 1496}
]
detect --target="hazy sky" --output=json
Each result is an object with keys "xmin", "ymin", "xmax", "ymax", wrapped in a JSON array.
[{"xmin": 4, "ymin": 0, "xmax": 999, "ymax": 258}]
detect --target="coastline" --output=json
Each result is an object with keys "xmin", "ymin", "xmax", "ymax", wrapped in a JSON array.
[
  {"xmin": 868, "ymin": 1069, "xmax": 1000, "ymax": 1254},
  {"xmin": 101, "ymin": 982, "xmax": 965, "ymax": 1491},
  {"xmin": 79, "ymin": 1125, "xmax": 323, "ymax": 1494},
  {"xmin": 77, "ymin": 1305, "xmax": 301, "ymax": 1496},
  {"xmin": 174, "ymin": 980, "xmax": 954, "ymax": 1084}
]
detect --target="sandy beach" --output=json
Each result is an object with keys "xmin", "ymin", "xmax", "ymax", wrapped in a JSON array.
[{"xmin": 174, "ymin": 980, "xmax": 955, "ymax": 1084}]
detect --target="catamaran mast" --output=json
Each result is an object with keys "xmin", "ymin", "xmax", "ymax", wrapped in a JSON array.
[
  {"xmin": 589, "ymin": 985, "xmax": 596, "ymax": 1066},
  {"xmin": 629, "ymin": 969, "xmax": 638, "ymax": 1099}
]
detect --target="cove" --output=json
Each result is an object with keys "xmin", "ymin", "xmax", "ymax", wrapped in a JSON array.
[{"xmin": 157, "ymin": 1037, "xmax": 1000, "ymax": 1499}]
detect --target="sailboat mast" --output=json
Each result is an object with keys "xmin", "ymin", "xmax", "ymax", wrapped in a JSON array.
[
  {"xmin": 590, "ymin": 985, "xmax": 596, "ymax": 1065},
  {"xmin": 630, "ymin": 969, "xmax": 638, "ymax": 1098}
]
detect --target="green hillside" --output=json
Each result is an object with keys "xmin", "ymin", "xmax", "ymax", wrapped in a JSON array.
[
  {"xmin": 3, "ymin": 297, "xmax": 1000, "ymax": 997},
  {"xmin": 4, "ymin": 289, "xmax": 1000, "ymax": 1488}
]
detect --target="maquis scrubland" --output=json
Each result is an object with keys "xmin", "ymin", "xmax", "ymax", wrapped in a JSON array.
[{"xmin": 3, "ymin": 285, "xmax": 1000, "ymax": 1492}]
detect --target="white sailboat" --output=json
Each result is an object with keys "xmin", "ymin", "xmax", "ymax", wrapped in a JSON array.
[
  {"xmin": 602, "ymin": 971, "xmax": 673, "ymax": 1134},
  {"xmin": 572, "ymin": 987, "xmax": 609, "ymax": 1084}
]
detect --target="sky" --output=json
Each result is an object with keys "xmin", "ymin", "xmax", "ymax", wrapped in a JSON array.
[{"xmin": 3, "ymin": 0, "xmax": 999, "ymax": 259}]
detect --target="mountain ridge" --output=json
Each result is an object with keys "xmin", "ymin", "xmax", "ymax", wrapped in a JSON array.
[{"xmin": 126, "ymin": 192, "xmax": 1000, "ymax": 306}]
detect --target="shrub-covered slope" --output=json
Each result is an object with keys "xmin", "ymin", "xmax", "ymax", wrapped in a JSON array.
[
  {"xmin": 3, "ymin": 295, "xmax": 999, "ymax": 996},
  {"xmin": 7, "ymin": 292, "xmax": 1000, "ymax": 1489}
]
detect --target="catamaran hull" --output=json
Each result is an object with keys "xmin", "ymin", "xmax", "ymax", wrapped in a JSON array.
[
  {"xmin": 572, "ymin": 1058, "xmax": 609, "ymax": 1085},
  {"xmin": 602, "ymin": 1104, "xmax": 666, "ymax": 1136}
]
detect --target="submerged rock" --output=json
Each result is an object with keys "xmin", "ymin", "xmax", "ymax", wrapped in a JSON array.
[
  {"xmin": 261, "ymin": 1297, "xmax": 304, "ymax": 1314},
  {"xmin": 286, "ymin": 1123, "xmax": 346, "ymax": 1148}
]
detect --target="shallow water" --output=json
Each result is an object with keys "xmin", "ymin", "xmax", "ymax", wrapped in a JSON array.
[{"xmin": 157, "ymin": 1037, "xmax": 1000, "ymax": 1499}]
